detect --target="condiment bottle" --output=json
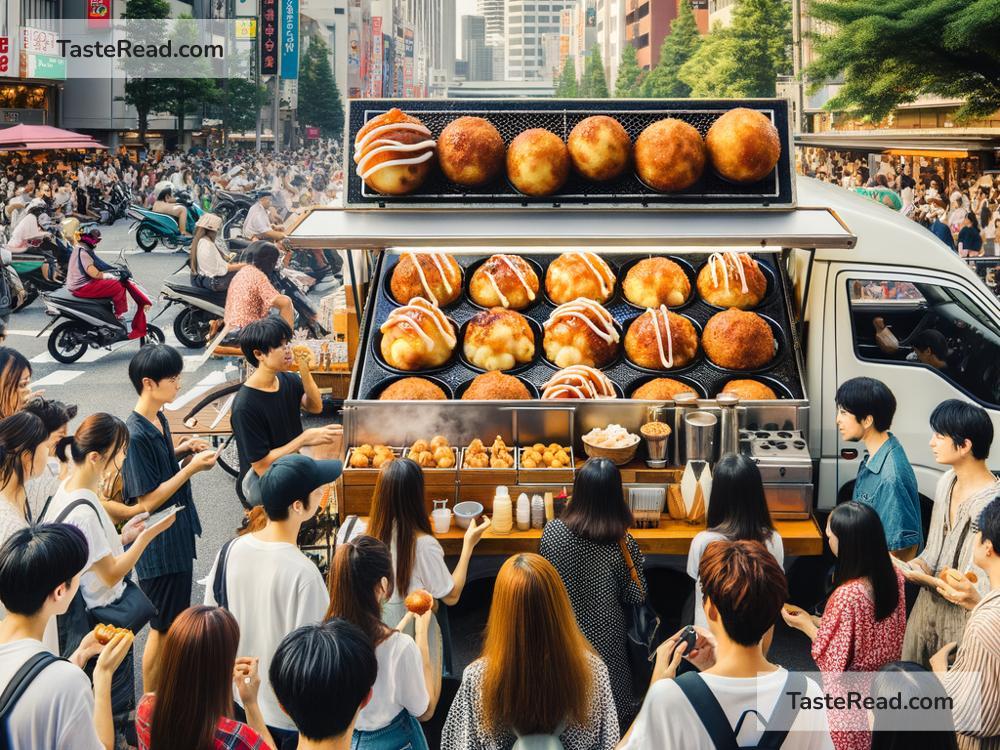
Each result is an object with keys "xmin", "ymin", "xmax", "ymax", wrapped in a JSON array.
[
  {"xmin": 530, "ymin": 494, "xmax": 545, "ymax": 529},
  {"xmin": 516, "ymin": 493, "xmax": 531, "ymax": 531},
  {"xmin": 492, "ymin": 486, "xmax": 513, "ymax": 535}
]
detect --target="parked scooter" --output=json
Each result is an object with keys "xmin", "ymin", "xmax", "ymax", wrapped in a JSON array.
[
  {"xmin": 6, "ymin": 217, "xmax": 81, "ymax": 310},
  {"xmin": 129, "ymin": 189, "xmax": 205, "ymax": 252},
  {"xmin": 39, "ymin": 241, "xmax": 164, "ymax": 363}
]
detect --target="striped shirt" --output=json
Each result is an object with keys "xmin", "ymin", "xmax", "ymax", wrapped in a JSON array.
[{"xmin": 941, "ymin": 588, "xmax": 1000, "ymax": 750}]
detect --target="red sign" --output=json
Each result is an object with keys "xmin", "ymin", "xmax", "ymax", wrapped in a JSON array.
[
  {"xmin": 305, "ymin": 126, "xmax": 320, "ymax": 139},
  {"xmin": 0, "ymin": 37, "xmax": 9, "ymax": 76},
  {"xmin": 88, "ymin": 0, "xmax": 111, "ymax": 28},
  {"xmin": 260, "ymin": 0, "xmax": 278, "ymax": 75}
]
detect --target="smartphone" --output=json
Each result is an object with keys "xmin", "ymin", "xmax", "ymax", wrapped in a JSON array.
[
  {"xmin": 676, "ymin": 626, "xmax": 697, "ymax": 658},
  {"xmin": 145, "ymin": 505, "xmax": 183, "ymax": 530}
]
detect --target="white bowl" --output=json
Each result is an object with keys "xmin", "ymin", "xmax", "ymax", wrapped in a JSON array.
[{"xmin": 453, "ymin": 501, "xmax": 484, "ymax": 529}]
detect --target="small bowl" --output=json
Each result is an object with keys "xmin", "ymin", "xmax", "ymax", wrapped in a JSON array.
[
  {"xmin": 453, "ymin": 501, "xmax": 485, "ymax": 529},
  {"xmin": 582, "ymin": 434, "xmax": 641, "ymax": 466}
]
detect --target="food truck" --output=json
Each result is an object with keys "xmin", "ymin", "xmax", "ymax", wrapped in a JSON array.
[{"xmin": 287, "ymin": 99, "xmax": 1000, "ymax": 561}]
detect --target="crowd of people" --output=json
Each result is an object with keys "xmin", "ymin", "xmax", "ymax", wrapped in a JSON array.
[
  {"xmin": 0, "ymin": 295, "xmax": 995, "ymax": 750},
  {"xmin": 799, "ymin": 149, "xmax": 1000, "ymax": 258}
]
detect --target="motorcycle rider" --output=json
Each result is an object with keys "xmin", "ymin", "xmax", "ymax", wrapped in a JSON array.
[
  {"xmin": 66, "ymin": 228, "xmax": 151, "ymax": 338},
  {"xmin": 152, "ymin": 186, "xmax": 191, "ymax": 238},
  {"xmin": 242, "ymin": 191, "xmax": 285, "ymax": 243},
  {"xmin": 7, "ymin": 198, "xmax": 61, "ymax": 282}
]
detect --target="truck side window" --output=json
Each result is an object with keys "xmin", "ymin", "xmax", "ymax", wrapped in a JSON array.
[{"xmin": 847, "ymin": 278, "xmax": 1000, "ymax": 408}]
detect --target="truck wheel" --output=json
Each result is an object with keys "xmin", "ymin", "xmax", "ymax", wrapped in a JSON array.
[
  {"xmin": 136, "ymin": 225, "xmax": 158, "ymax": 252},
  {"xmin": 47, "ymin": 321, "xmax": 88, "ymax": 363}
]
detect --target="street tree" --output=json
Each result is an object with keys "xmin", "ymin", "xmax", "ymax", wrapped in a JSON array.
[
  {"xmin": 614, "ymin": 44, "xmax": 644, "ymax": 98},
  {"xmin": 162, "ymin": 15, "xmax": 220, "ymax": 147},
  {"xmin": 298, "ymin": 36, "xmax": 345, "ymax": 141},
  {"xmin": 120, "ymin": 0, "xmax": 171, "ymax": 147},
  {"xmin": 643, "ymin": 0, "xmax": 701, "ymax": 98},
  {"xmin": 583, "ymin": 45, "xmax": 609, "ymax": 98},
  {"xmin": 556, "ymin": 56, "xmax": 578, "ymax": 98},
  {"xmin": 807, "ymin": 0, "xmax": 1000, "ymax": 122},
  {"xmin": 219, "ymin": 79, "xmax": 268, "ymax": 142}
]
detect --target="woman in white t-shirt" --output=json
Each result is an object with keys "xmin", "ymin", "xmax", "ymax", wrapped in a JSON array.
[
  {"xmin": 325, "ymin": 536, "xmax": 438, "ymax": 750},
  {"xmin": 687, "ymin": 454, "xmax": 783, "ymax": 630},
  {"xmin": 336, "ymin": 458, "xmax": 490, "ymax": 671},
  {"xmin": 189, "ymin": 213, "xmax": 245, "ymax": 292}
]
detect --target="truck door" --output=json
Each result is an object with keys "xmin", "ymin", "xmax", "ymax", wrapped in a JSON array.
[{"xmin": 826, "ymin": 266, "xmax": 1000, "ymax": 509}]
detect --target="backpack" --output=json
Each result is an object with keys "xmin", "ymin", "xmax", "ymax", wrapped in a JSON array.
[
  {"xmin": 0, "ymin": 652, "xmax": 64, "ymax": 750},
  {"xmin": 674, "ymin": 670, "xmax": 807, "ymax": 749},
  {"xmin": 212, "ymin": 538, "xmax": 238, "ymax": 610}
]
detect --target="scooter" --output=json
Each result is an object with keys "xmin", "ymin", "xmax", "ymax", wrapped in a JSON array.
[
  {"xmin": 129, "ymin": 190, "xmax": 205, "ymax": 252},
  {"xmin": 158, "ymin": 272, "xmax": 226, "ymax": 349},
  {"xmin": 39, "ymin": 250, "xmax": 164, "ymax": 363}
]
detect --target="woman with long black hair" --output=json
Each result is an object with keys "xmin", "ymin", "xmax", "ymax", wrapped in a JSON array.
[
  {"xmin": 783, "ymin": 501, "xmax": 906, "ymax": 750},
  {"xmin": 687, "ymin": 453, "xmax": 783, "ymax": 629}
]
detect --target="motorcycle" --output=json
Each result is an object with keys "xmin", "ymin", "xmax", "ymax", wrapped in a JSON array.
[
  {"xmin": 128, "ymin": 190, "xmax": 205, "ymax": 252},
  {"xmin": 39, "ymin": 250, "xmax": 164, "ymax": 363},
  {"xmin": 211, "ymin": 189, "xmax": 267, "ymax": 240}
]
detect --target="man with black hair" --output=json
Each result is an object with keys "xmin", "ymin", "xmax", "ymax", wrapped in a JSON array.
[
  {"xmin": 836, "ymin": 376, "xmax": 922, "ymax": 558},
  {"xmin": 270, "ymin": 619, "xmax": 377, "ymax": 750},
  {"xmin": 121, "ymin": 345, "xmax": 218, "ymax": 691},
  {"xmin": 0, "ymin": 524, "xmax": 133, "ymax": 749},
  {"xmin": 901, "ymin": 399, "xmax": 999, "ymax": 666},
  {"xmin": 933, "ymin": 495, "xmax": 1000, "ymax": 748},
  {"xmin": 204, "ymin": 454, "xmax": 339, "ymax": 743},
  {"xmin": 243, "ymin": 191, "xmax": 286, "ymax": 242},
  {"xmin": 231, "ymin": 317, "xmax": 337, "ymax": 506},
  {"xmin": 910, "ymin": 329, "xmax": 950, "ymax": 370}
]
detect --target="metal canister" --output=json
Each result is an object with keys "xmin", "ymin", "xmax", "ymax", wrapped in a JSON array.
[
  {"xmin": 672, "ymin": 391, "xmax": 700, "ymax": 466},
  {"xmin": 684, "ymin": 411, "xmax": 718, "ymax": 464},
  {"xmin": 717, "ymin": 392, "xmax": 741, "ymax": 459}
]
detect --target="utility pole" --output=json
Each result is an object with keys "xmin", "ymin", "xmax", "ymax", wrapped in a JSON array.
[
  {"xmin": 791, "ymin": 0, "xmax": 806, "ymax": 134},
  {"xmin": 272, "ymin": 70, "xmax": 281, "ymax": 151}
]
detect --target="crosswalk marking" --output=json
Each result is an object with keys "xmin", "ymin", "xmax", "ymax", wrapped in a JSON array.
[{"xmin": 31, "ymin": 370, "xmax": 84, "ymax": 386}]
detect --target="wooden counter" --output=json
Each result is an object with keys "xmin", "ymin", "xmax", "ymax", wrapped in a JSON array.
[{"xmin": 354, "ymin": 515, "xmax": 824, "ymax": 557}]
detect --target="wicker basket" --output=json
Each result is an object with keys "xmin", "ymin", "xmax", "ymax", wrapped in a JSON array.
[{"xmin": 582, "ymin": 436, "xmax": 640, "ymax": 466}]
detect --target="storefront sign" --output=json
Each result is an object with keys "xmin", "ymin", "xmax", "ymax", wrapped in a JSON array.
[
  {"xmin": 88, "ymin": 0, "xmax": 112, "ymax": 28},
  {"xmin": 235, "ymin": 19, "xmax": 257, "ymax": 39},
  {"xmin": 0, "ymin": 37, "xmax": 10, "ymax": 76},
  {"xmin": 305, "ymin": 125, "xmax": 320, "ymax": 139},
  {"xmin": 280, "ymin": 0, "xmax": 298, "ymax": 80},
  {"xmin": 370, "ymin": 16, "xmax": 382, "ymax": 97},
  {"xmin": 20, "ymin": 53, "xmax": 67, "ymax": 80},
  {"xmin": 21, "ymin": 27, "xmax": 58, "ymax": 56},
  {"xmin": 235, "ymin": 0, "xmax": 258, "ymax": 17},
  {"xmin": 260, "ymin": 0, "xmax": 278, "ymax": 75},
  {"xmin": 403, "ymin": 26, "xmax": 413, "ymax": 98}
]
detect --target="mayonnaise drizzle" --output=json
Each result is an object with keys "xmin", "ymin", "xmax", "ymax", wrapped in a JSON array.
[
  {"xmin": 403, "ymin": 252, "xmax": 457, "ymax": 306},
  {"xmin": 647, "ymin": 305, "xmax": 675, "ymax": 369},
  {"xmin": 381, "ymin": 297, "xmax": 456, "ymax": 351},
  {"xmin": 570, "ymin": 252, "xmax": 614, "ymax": 298},
  {"xmin": 355, "ymin": 121, "xmax": 433, "ymax": 154},
  {"xmin": 541, "ymin": 365, "xmax": 616, "ymax": 399},
  {"xmin": 707, "ymin": 251, "xmax": 751, "ymax": 294},
  {"xmin": 544, "ymin": 298, "xmax": 620, "ymax": 344},
  {"xmin": 354, "ymin": 120, "xmax": 437, "ymax": 182},
  {"xmin": 483, "ymin": 255, "xmax": 536, "ymax": 307}
]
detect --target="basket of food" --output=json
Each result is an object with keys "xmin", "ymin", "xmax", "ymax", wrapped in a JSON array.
[{"xmin": 582, "ymin": 424, "xmax": 641, "ymax": 466}]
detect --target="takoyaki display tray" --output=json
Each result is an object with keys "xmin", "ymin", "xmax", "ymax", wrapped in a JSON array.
[
  {"xmin": 345, "ymin": 98, "xmax": 795, "ymax": 210},
  {"xmin": 352, "ymin": 251, "xmax": 806, "ymax": 402}
]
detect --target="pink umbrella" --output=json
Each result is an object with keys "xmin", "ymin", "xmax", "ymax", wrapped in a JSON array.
[{"xmin": 0, "ymin": 124, "xmax": 107, "ymax": 151}]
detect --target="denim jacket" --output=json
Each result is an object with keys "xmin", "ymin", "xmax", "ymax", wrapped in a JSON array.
[{"xmin": 853, "ymin": 433, "xmax": 923, "ymax": 552}]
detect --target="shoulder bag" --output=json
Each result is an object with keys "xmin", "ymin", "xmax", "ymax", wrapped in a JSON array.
[{"xmin": 619, "ymin": 538, "xmax": 663, "ymax": 696}]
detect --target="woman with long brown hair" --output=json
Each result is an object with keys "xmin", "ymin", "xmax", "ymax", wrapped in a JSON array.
[
  {"xmin": 336, "ymin": 458, "xmax": 489, "ymax": 668},
  {"xmin": 136, "ymin": 605, "xmax": 275, "ymax": 750},
  {"xmin": 326, "ymin": 535, "xmax": 439, "ymax": 750},
  {"xmin": 441, "ymin": 553, "xmax": 619, "ymax": 748},
  {"xmin": 0, "ymin": 347, "xmax": 34, "ymax": 419}
]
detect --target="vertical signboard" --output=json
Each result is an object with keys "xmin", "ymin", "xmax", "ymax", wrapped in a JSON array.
[
  {"xmin": 281, "ymin": 0, "xmax": 298, "ymax": 80},
  {"xmin": 20, "ymin": 27, "xmax": 67, "ymax": 80},
  {"xmin": 0, "ymin": 37, "xmax": 10, "ymax": 77},
  {"xmin": 87, "ymin": 0, "xmax": 112, "ymax": 29},
  {"xmin": 402, "ymin": 26, "xmax": 413, "ymax": 98},
  {"xmin": 347, "ymin": 4, "xmax": 361, "ymax": 98},
  {"xmin": 370, "ymin": 16, "xmax": 382, "ymax": 97},
  {"xmin": 261, "ymin": 0, "xmax": 278, "ymax": 75}
]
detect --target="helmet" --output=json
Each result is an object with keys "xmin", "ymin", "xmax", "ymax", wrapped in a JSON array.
[
  {"xmin": 79, "ymin": 228, "xmax": 102, "ymax": 248},
  {"xmin": 62, "ymin": 217, "xmax": 81, "ymax": 243}
]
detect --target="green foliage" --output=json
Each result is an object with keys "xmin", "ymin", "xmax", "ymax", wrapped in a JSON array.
[
  {"xmin": 219, "ymin": 79, "xmax": 267, "ymax": 136},
  {"xmin": 807, "ymin": 0, "xmax": 1000, "ymax": 122},
  {"xmin": 298, "ymin": 36, "xmax": 345, "ymax": 140},
  {"xmin": 121, "ymin": 0, "xmax": 171, "ymax": 146},
  {"xmin": 555, "ymin": 55, "xmax": 578, "ymax": 98},
  {"xmin": 162, "ymin": 14, "xmax": 220, "ymax": 145},
  {"xmin": 643, "ymin": 0, "xmax": 701, "ymax": 98},
  {"xmin": 677, "ymin": 0, "xmax": 791, "ymax": 98},
  {"xmin": 614, "ymin": 44, "xmax": 644, "ymax": 97},
  {"xmin": 583, "ymin": 44, "xmax": 609, "ymax": 98}
]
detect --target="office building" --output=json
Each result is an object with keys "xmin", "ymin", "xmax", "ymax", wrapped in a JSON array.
[
  {"xmin": 504, "ymin": 0, "xmax": 574, "ymax": 81},
  {"xmin": 462, "ymin": 14, "xmax": 493, "ymax": 81}
]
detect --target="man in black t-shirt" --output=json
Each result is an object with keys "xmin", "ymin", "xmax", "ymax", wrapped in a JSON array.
[{"xmin": 231, "ymin": 318, "xmax": 339, "ymax": 506}]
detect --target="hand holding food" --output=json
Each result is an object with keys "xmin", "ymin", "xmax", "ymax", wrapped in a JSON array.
[{"xmin": 405, "ymin": 589, "xmax": 434, "ymax": 616}]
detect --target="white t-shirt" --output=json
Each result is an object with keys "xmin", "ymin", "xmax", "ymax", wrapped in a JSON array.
[
  {"xmin": 0, "ymin": 639, "xmax": 104, "ymax": 750},
  {"xmin": 196, "ymin": 237, "xmax": 229, "ymax": 278},
  {"xmin": 354, "ymin": 631, "xmax": 429, "ymax": 731},
  {"xmin": 337, "ymin": 520, "xmax": 454, "ymax": 601},
  {"xmin": 620, "ymin": 668, "xmax": 833, "ymax": 750},
  {"xmin": 8, "ymin": 212, "xmax": 43, "ymax": 253},
  {"xmin": 203, "ymin": 534, "xmax": 329, "ymax": 731},
  {"xmin": 25, "ymin": 458, "xmax": 62, "ymax": 522},
  {"xmin": 687, "ymin": 530, "xmax": 784, "ymax": 630},
  {"xmin": 46, "ymin": 485, "xmax": 126, "ymax": 609},
  {"xmin": 242, "ymin": 202, "xmax": 272, "ymax": 239}
]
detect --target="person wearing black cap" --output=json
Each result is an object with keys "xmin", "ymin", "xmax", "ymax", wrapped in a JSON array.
[
  {"xmin": 242, "ymin": 191, "xmax": 285, "ymax": 243},
  {"xmin": 204, "ymin": 453, "xmax": 342, "ymax": 746}
]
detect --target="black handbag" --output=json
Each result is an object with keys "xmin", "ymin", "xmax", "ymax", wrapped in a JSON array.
[{"xmin": 619, "ymin": 539, "xmax": 663, "ymax": 697}]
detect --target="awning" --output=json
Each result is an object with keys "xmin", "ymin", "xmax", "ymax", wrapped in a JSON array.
[
  {"xmin": 0, "ymin": 124, "xmax": 107, "ymax": 151},
  {"xmin": 795, "ymin": 129, "xmax": 999, "ymax": 156}
]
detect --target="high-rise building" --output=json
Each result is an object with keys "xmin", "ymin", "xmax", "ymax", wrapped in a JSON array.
[
  {"xmin": 477, "ymin": 0, "xmax": 505, "ymax": 41},
  {"xmin": 624, "ymin": 0, "xmax": 677, "ymax": 70},
  {"xmin": 505, "ymin": 0, "xmax": 575, "ymax": 81},
  {"xmin": 594, "ymin": 0, "xmax": 625, "ymax": 88},
  {"xmin": 462, "ymin": 14, "xmax": 493, "ymax": 81}
]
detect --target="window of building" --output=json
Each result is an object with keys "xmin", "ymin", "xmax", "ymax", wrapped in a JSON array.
[{"xmin": 847, "ymin": 278, "xmax": 1000, "ymax": 407}]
